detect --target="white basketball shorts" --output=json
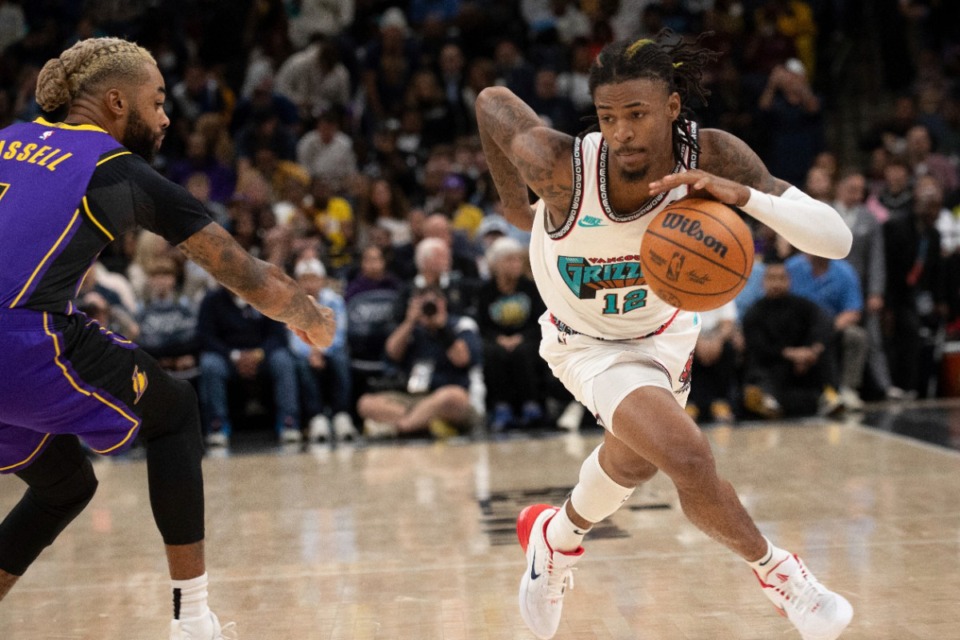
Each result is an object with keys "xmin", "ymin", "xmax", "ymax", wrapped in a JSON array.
[{"xmin": 539, "ymin": 309, "xmax": 701, "ymax": 432}]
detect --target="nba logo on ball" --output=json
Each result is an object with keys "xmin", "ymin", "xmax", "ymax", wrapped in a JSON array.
[
  {"xmin": 666, "ymin": 252, "xmax": 685, "ymax": 282},
  {"xmin": 641, "ymin": 198, "xmax": 754, "ymax": 312}
]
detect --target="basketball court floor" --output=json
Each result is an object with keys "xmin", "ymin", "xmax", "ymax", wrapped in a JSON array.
[{"xmin": 1, "ymin": 400, "xmax": 959, "ymax": 639}]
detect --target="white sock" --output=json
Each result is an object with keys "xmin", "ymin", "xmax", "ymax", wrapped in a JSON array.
[
  {"xmin": 171, "ymin": 572, "xmax": 210, "ymax": 621},
  {"xmin": 545, "ymin": 502, "xmax": 588, "ymax": 552},
  {"xmin": 746, "ymin": 538, "xmax": 791, "ymax": 579}
]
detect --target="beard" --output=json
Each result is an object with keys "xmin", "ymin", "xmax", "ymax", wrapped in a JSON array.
[
  {"xmin": 122, "ymin": 107, "xmax": 161, "ymax": 162},
  {"xmin": 618, "ymin": 164, "xmax": 650, "ymax": 183}
]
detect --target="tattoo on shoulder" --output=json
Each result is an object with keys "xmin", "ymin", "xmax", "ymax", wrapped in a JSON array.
[
  {"xmin": 701, "ymin": 130, "xmax": 776, "ymax": 192},
  {"xmin": 513, "ymin": 133, "xmax": 574, "ymax": 208}
]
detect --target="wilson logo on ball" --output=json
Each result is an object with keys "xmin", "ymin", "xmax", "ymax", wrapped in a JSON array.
[{"xmin": 659, "ymin": 213, "xmax": 729, "ymax": 259}]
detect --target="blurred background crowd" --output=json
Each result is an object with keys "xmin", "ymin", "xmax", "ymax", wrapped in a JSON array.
[{"xmin": 4, "ymin": 0, "xmax": 960, "ymax": 446}]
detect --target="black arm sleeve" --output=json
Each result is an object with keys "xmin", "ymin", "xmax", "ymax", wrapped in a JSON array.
[{"xmin": 85, "ymin": 152, "xmax": 213, "ymax": 245}]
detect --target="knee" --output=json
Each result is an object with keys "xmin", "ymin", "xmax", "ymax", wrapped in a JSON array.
[
  {"xmin": 139, "ymin": 376, "xmax": 202, "ymax": 442},
  {"xmin": 33, "ymin": 457, "xmax": 98, "ymax": 513},
  {"xmin": 663, "ymin": 442, "xmax": 717, "ymax": 490},
  {"xmin": 200, "ymin": 352, "xmax": 229, "ymax": 377},
  {"xmin": 434, "ymin": 385, "xmax": 470, "ymax": 412},
  {"xmin": 356, "ymin": 393, "xmax": 376, "ymax": 418}
]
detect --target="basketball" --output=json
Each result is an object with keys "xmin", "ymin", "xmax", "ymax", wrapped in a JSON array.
[{"xmin": 640, "ymin": 198, "xmax": 754, "ymax": 312}]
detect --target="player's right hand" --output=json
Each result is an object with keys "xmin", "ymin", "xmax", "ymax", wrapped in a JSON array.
[{"xmin": 291, "ymin": 296, "xmax": 335, "ymax": 349}]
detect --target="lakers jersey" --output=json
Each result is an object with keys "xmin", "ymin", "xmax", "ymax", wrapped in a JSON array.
[{"xmin": 529, "ymin": 126, "xmax": 699, "ymax": 339}]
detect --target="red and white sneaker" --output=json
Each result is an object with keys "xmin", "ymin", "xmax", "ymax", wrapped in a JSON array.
[
  {"xmin": 755, "ymin": 554, "xmax": 853, "ymax": 640},
  {"xmin": 517, "ymin": 504, "xmax": 584, "ymax": 639}
]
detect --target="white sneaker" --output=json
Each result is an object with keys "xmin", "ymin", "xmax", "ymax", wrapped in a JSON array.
[
  {"xmin": 838, "ymin": 387, "xmax": 865, "ymax": 412},
  {"xmin": 516, "ymin": 504, "xmax": 584, "ymax": 639},
  {"xmin": 169, "ymin": 611, "xmax": 238, "ymax": 639},
  {"xmin": 280, "ymin": 427, "xmax": 303, "ymax": 444},
  {"xmin": 308, "ymin": 415, "xmax": 331, "ymax": 442},
  {"xmin": 363, "ymin": 418, "xmax": 397, "ymax": 439},
  {"xmin": 556, "ymin": 402, "xmax": 584, "ymax": 431},
  {"xmin": 205, "ymin": 431, "xmax": 229, "ymax": 448},
  {"xmin": 755, "ymin": 554, "xmax": 853, "ymax": 640},
  {"xmin": 332, "ymin": 412, "xmax": 359, "ymax": 441}
]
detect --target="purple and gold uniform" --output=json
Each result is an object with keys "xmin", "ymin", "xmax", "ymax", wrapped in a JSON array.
[{"xmin": 0, "ymin": 118, "xmax": 211, "ymax": 472}]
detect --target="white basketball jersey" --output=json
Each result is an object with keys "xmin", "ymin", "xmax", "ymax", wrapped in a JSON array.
[{"xmin": 530, "ymin": 125, "xmax": 699, "ymax": 339}]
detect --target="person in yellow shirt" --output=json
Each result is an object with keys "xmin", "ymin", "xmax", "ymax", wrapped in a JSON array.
[{"xmin": 307, "ymin": 177, "xmax": 355, "ymax": 273}]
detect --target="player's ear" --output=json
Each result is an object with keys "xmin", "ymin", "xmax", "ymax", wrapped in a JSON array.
[
  {"xmin": 667, "ymin": 91, "xmax": 681, "ymax": 120},
  {"xmin": 104, "ymin": 87, "xmax": 126, "ymax": 117}
]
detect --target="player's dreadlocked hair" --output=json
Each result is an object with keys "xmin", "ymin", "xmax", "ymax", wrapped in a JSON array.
[
  {"xmin": 35, "ymin": 38, "xmax": 156, "ymax": 113},
  {"xmin": 587, "ymin": 30, "xmax": 718, "ymax": 167}
]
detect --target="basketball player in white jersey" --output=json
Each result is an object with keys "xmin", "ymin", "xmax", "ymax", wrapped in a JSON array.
[{"xmin": 477, "ymin": 32, "xmax": 854, "ymax": 640}]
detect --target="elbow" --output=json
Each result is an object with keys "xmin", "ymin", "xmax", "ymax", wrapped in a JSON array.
[
  {"xmin": 824, "ymin": 224, "xmax": 853, "ymax": 260},
  {"xmin": 476, "ymin": 86, "xmax": 512, "ymax": 120}
]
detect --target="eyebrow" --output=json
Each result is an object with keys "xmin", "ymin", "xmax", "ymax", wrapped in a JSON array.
[{"xmin": 596, "ymin": 101, "xmax": 647, "ymax": 111}]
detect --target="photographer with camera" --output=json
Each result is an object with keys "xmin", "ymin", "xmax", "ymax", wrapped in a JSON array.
[{"xmin": 356, "ymin": 285, "xmax": 482, "ymax": 439}]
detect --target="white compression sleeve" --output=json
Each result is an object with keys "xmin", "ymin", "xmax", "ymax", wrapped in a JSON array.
[{"xmin": 740, "ymin": 186, "xmax": 853, "ymax": 259}]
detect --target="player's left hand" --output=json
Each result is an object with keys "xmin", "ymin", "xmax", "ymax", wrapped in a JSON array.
[{"xmin": 649, "ymin": 169, "xmax": 752, "ymax": 207}]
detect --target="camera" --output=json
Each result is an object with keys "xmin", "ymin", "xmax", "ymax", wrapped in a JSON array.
[{"xmin": 421, "ymin": 300, "xmax": 438, "ymax": 317}]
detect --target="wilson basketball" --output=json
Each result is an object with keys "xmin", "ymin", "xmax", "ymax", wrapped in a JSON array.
[{"xmin": 640, "ymin": 198, "xmax": 754, "ymax": 312}]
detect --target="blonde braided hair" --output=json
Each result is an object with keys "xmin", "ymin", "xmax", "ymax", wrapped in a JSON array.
[{"xmin": 35, "ymin": 37, "xmax": 156, "ymax": 112}]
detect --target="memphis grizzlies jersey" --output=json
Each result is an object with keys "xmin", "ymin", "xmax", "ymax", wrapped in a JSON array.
[
  {"xmin": 529, "ymin": 125, "xmax": 699, "ymax": 339},
  {"xmin": 0, "ymin": 118, "xmax": 211, "ymax": 313}
]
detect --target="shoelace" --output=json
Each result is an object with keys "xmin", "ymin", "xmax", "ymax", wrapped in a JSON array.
[
  {"xmin": 219, "ymin": 622, "xmax": 239, "ymax": 640},
  {"xmin": 784, "ymin": 571, "xmax": 828, "ymax": 616},
  {"xmin": 544, "ymin": 557, "xmax": 576, "ymax": 600}
]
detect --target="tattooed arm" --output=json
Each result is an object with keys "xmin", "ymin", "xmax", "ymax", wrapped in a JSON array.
[
  {"xmin": 179, "ymin": 223, "xmax": 335, "ymax": 347},
  {"xmin": 648, "ymin": 129, "xmax": 851, "ymax": 259},
  {"xmin": 476, "ymin": 86, "xmax": 575, "ymax": 229}
]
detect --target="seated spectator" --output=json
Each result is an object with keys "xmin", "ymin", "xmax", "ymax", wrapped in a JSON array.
[
  {"xmin": 432, "ymin": 173, "xmax": 485, "ymax": 240},
  {"xmin": 344, "ymin": 245, "xmax": 402, "ymax": 302},
  {"xmin": 275, "ymin": 37, "xmax": 352, "ymax": 119},
  {"xmin": 395, "ymin": 236, "xmax": 478, "ymax": 321},
  {"xmin": 741, "ymin": 260, "xmax": 837, "ymax": 418},
  {"xmin": 786, "ymin": 252, "xmax": 869, "ymax": 410},
  {"xmin": 478, "ymin": 237, "xmax": 546, "ymax": 431},
  {"xmin": 166, "ymin": 131, "xmax": 236, "ymax": 205},
  {"xmin": 135, "ymin": 259, "xmax": 199, "ymax": 378},
  {"xmin": 686, "ymin": 300, "xmax": 743, "ymax": 424},
  {"xmin": 296, "ymin": 107, "xmax": 358, "ymax": 191},
  {"xmin": 357, "ymin": 286, "xmax": 482, "ymax": 439},
  {"xmin": 197, "ymin": 286, "xmax": 303, "ymax": 447},
  {"xmin": 289, "ymin": 257, "xmax": 357, "ymax": 443}
]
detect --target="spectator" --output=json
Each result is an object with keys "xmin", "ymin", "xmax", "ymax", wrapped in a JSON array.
[
  {"xmin": 288, "ymin": 0, "xmax": 356, "ymax": 49},
  {"xmin": 433, "ymin": 173, "xmax": 485, "ymax": 239},
  {"xmin": 304, "ymin": 177, "xmax": 356, "ymax": 274},
  {"xmin": 169, "ymin": 60, "xmax": 234, "ymax": 127},
  {"xmin": 742, "ymin": 260, "xmax": 836, "ymax": 418},
  {"xmin": 883, "ymin": 174, "xmax": 947, "ymax": 396},
  {"xmin": 361, "ymin": 7, "xmax": 420, "ymax": 123},
  {"xmin": 785, "ymin": 252, "xmax": 869, "ymax": 410},
  {"xmin": 437, "ymin": 42, "xmax": 472, "ymax": 138},
  {"xmin": 834, "ymin": 170, "xmax": 898, "ymax": 400},
  {"xmin": 345, "ymin": 245, "xmax": 402, "ymax": 302},
  {"xmin": 230, "ymin": 73, "xmax": 299, "ymax": 137},
  {"xmin": 275, "ymin": 37, "xmax": 352, "ymax": 120},
  {"xmin": 357, "ymin": 285, "xmax": 482, "ymax": 438},
  {"xmin": 421, "ymin": 213, "xmax": 481, "ymax": 283},
  {"xmin": 396, "ymin": 232, "xmax": 478, "ymax": 326},
  {"xmin": 870, "ymin": 158, "xmax": 914, "ymax": 223},
  {"xmin": 135, "ymin": 259, "xmax": 200, "ymax": 378},
  {"xmin": 197, "ymin": 286, "xmax": 303, "ymax": 447},
  {"xmin": 529, "ymin": 68, "xmax": 580, "ymax": 136},
  {"xmin": 296, "ymin": 107, "xmax": 358, "ymax": 190},
  {"xmin": 166, "ymin": 132, "xmax": 236, "ymax": 206},
  {"xmin": 757, "ymin": 59, "xmax": 824, "ymax": 187},
  {"xmin": 686, "ymin": 300, "xmax": 742, "ymax": 424},
  {"xmin": 477, "ymin": 237, "xmax": 546, "ymax": 431},
  {"xmin": 905, "ymin": 123, "xmax": 959, "ymax": 198},
  {"xmin": 289, "ymin": 257, "xmax": 357, "ymax": 443}
]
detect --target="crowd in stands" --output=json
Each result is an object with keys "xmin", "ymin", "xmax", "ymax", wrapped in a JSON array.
[{"xmin": 4, "ymin": 1, "xmax": 960, "ymax": 446}]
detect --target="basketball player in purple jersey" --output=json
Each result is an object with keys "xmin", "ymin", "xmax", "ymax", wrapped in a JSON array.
[
  {"xmin": 478, "ymin": 32, "xmax": 854, "ymax": 639},
  {"xmin": 0, "ymin": 38, "xmax": 334, "ymax": 639}
]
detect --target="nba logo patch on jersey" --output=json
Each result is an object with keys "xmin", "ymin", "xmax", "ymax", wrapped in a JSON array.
[
  {"xmin": 39, "ymin": 130, "xmax": 54, "ymax": 141},
  {"xmin": 132, "ymin": 365, "xmax": 148, "ymax": 404}
]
